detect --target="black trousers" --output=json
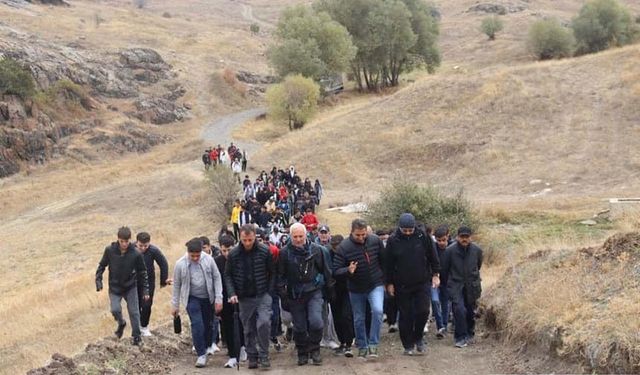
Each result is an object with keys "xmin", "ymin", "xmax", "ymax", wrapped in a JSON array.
[
  {"xmin": 220, "ymin": 302, "xmax": 245, "ymax": 359},
  {"xmin": 138, "ymin": 285, "xmax": 155, "ymax": 328},
  {"xmin": 384, "ymin": 291, "xmax": 398, "ymax": 325},
  {"xmin": 289, "ymin": 289, "xmax": 324, "ymax": 356},
  {"xmin": 331, "ymin": 288, "xmax": 354, "ymax": 346},
  {"xmin": 396, "ymin": 284, "xmax": 429, "ymax": 350}
]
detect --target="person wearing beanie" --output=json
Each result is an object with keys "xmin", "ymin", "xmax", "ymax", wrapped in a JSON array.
[
  {"xmin": 171, "ymin": 237, "xmax": 223, "ymax": 368},
  {"xmin": 385, "ymin": 213, "xmax": 441, "ymax": 356}
]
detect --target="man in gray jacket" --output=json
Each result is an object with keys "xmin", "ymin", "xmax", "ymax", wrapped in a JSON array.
[{"xmin": 171, "ymin": 238, "xmax": 223, "ymax": 368}]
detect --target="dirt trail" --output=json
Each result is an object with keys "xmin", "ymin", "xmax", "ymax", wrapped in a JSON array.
[
  {"xmin": 200, "ymin": 107, "xmax": 265, "ymax": 156},
  {"xmin": 239, "ymin": 2, "xmax": 274, "ymax": 30}
]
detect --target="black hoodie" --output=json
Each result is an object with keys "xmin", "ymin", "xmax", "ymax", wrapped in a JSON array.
[
  {"xmin": 385, "ymin": 228, "xmax": 440, "ymax": 292},
  {"xmin": 96, "ymin": 242, "xmax": 150, "ymax": 296}
]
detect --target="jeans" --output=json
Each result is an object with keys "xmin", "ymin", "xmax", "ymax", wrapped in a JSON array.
[
  {"xmin": 439, "ymin": 286, "xmax": 450, "ymax": 330},
  {"xmin": 349, "ymin": 285, "xmax": 384, "ymax": 349},
  {"xmin": 396, "ymin": 284, "xmax": 429, "ymax": 350},
  {"xmin": 239, "ymin": 293, "xmax": 273, "ymax": 360},
  {"xmin": 109, "ymin": 288, "xmax": 141, "ymax": 338},
  {"xmin": 451, "ymin": 288, "xmax": 477, "ymax": 342},
  {"xmin": 430, "ymin": 286, "xmax": 444, "ymax": 331},
  {"xmin": 186, "ymin": 296, "xmax": 214, "ymax": 357},
  {"xmin": 289, "ymin": 289, "xmax": 324, "ymax": 355}
]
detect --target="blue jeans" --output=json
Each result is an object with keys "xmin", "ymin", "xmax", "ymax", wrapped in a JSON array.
[
  {"xmin": 430, "ymin": 287, "xmax": 444, "ymax": 330},
  {"xmin": 349, "ymin": 285, "xmax": 384, "ymax": 349},
  {"xmin": 186, "ymin": 296, "xmax": 214, "ymax": 357}
]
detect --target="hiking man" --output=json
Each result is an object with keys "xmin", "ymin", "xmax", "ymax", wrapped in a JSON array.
[
  {"xmin": 440, "ymin": 226, "xmax": 483, "ymax": 348},
  {"xmin": 135, "ymin": 232, "xmax": 171, "ymax": 337},
  {"xmin": 95, "ymin": 227, "xmax": 150, "ymax": 346},
  {"xmin": 278, "ymin": 223, "xmax": 334, "ymax": 366},
  {"xmin": 432, "ymin": 226, "xmax": 451, "ymax": 338},
  {"xmin": 202, "ymin": 150, "xmax": 211, "ymax": 170},
  {"xmin": 385, "ymin": 213, "xmax": 440, "ymax": 356},
  {"xmin": 314, "ymin": 225, "xmax": 340, "ymax": 350},
  {"xmin": 224, "ymin": 224, "xmax": 275, "ymax": 369},
  {"xmin": 171, "ymin": 238, "xmax": 223, "ymax": 368},
  {"xmin": 333, "ymin": 219, "xmax": 386, "ymax": 359}
]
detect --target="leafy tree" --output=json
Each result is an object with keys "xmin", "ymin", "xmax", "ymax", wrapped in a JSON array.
[
  {"xmin": 0, "ymin": 58, "xmax": 36, "ymax": 99},
  {"xmin": 571, "ymin": 0, "xmax": 640, "ymax": 54},
  {"xmin": 250, "ymin": 23, "xmax": 260, "ymax": 35},
  {"xmin": 481, "ymin": 16, "xmax": 504, "ymax": 40},
  {"xmin": 268, "ymin": 5, "xmax": 356, "ymax": 80},
  {"xmin": 527, "ymin": 19, "xmax": 575, "ymax": 60},
  {"xmin": 266, "ymin": 74, "xmax": 320, "ymax": 130}
]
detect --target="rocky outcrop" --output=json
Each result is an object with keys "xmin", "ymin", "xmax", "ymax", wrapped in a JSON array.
[
  {"xmin": 467, "ymin": 3, "xmax": 527, "ymax": 15},
  {"xmin": 26, "ymin": 0, "xmax": 70, "ymax": 6},
  {"xmin": 131, "ymin": 97, "xmax": 189, "ymax": 125},
  {"xmin": 87, "ymin": 122, "xmax": 171, "ymax": 153}
]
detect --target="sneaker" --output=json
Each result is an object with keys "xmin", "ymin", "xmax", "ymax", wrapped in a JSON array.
[
  {"xmin": 271, "ymin": 337, "xmax": 282, "ymax": 352},
  {"xmin": 248, "ymin": 358, "xmax": 258, "ymax": 369},
  {"xmin": 388, "ymin": 323, "xmax": 398, "ymax": 333},
  {"xmin": 423, "ymin": 324, "xmax": 429, "ymax": 333},
  {"xmin": 224, "ymin": 358, "xmax": 238, "ymax": 368},
  {"xmin": 466, "ymin": 336, "xmax": 476, "ymax": 345},
  {"xmin": 206, "ymin": 345, "xmax": 215, "ymax": 355},
  {"xmin": 195, "ymin": 355, "xmax": 207, "ymax": 368},
  {"xmin": 334, "ymin": 346, "xmax": 345, "ymax": 356},
  {"xmin": 311, "ymin": 351, "xmax": 322, "ymax": 365},
  {"xmin": 327, "ymin": 340, "xmax": 340, "ymax": 349},
  {"xmin": 344, "ymin": 346, "xmax": 354, "ymax": 358},
  {"xmin": 403, "ymin": 349, "xmax": 414, "ymax": 356},
  {"xmin": 132, "ymin": 336, "xmax": 142, "ymax": 346},
  {"xmin": 455, "ymin": 340, "xmax": 468, "ymax": 348},
  {"xmin": 259, "ymin": 357, "xmax": 271, "ymax": 369},
  {"xmin": 140, "ymin": 326, "xmax": 152, "ymax": 337},
  {"xmin": 415, "ymin": 341, "xmax": 426, "ymax": 355},
  {"xmin": 368, "ymin": 346, "xmax": 379, "ymax": 358},
  {"xmin": 212, "ymin": 343, "xmax": 221, "ymax": 352},
  {"xmin": 297, "ymin": 354, "xmax": 309, "ymax": 366},
  {"xmin": 319, "ymin": 339, "xmax": 328, "ymax": 348},
  {"xmin": 357, "ymin": 348, "xmax": 368, "ymax": 359},
  {"xmin": 436, "ymin": 327, "xmax": 446, "ymax": 339},
  {"xmin": 115, "ymin": 321, "xmax": 126, "ymax": 339},
  {"xmin": 239, "ymin": 346, "xmax": 248, "ymax": 362}
]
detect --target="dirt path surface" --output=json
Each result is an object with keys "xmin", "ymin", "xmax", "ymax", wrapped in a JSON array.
[
  {"xmin": 239, "ymin": 2, "xmax": 275, "ymax": 29},
  {"xmin": 201, "ymin": 107, "xmax": 266, "ymax": 155}
]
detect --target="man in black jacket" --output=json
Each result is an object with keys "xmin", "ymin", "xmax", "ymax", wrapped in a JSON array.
[
  {"xmin": 96, "ymin": 227, "xmax": 150, "ymax": 346},
  {"xmin": 224, "ymin": 224, "xmax": 275, "ymax": 369},
  {"xmin": 333, "ymin": 218, "xmax": 385, "ymax": 359},
  {"xmin": 385, "ymin": 213, "xmax": 440, "ymax": 356},
  {"xmin": 440, "ymin": 226, "xmax": 483, "ymax": 348},
  {"xmin": 135, "ymin": 232, "xmax": 171, "ymax": 337},
  {"xmin": 278, "ymin": 223, "xmax": 334, "ymax": 366}
]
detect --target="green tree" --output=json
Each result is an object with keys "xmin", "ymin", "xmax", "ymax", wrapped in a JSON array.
[
  {"xmin": 366, "ymin": 180, "xmax": 476, "ymax": 232},
  {"xmin": 527, "ymin": 19, "xmax": 575, "ymax": 60},
  {"xmin": 250, "ymin": 23, "xmax": 260, "ymax": 35},
  {"xmin": 571, "ymin": 0, "xmax": 640, "ymax": 54},
  {"xmin": 481, "ymin": 16, "xmax": 504, "ymax": 40},
  {"xmin": 0, "ymin": 58, "xmax": 36, "ymax": 99},
  {"xmin": 266, "ymin": 74, "xmax": 320, "ymax": 130},
  {"xmin": 268, "ymin": 5, "xmax": 356, "ymax": 80}
]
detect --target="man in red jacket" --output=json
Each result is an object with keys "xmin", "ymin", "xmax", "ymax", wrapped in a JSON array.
[{"xmin": 300, "ymin": 208, "xmax": 319, "ymax": 233}]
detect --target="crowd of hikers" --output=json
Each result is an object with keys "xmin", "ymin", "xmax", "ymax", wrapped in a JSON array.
[
  {"xmin": 202, "ymin": 142, "xmax": 248, "ymax": 176},
  {"xmin": 95, "ymin": 167, "xmax": 483, "ymax": 369}
]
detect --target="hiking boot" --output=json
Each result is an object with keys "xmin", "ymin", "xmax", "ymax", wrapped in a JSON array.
[
  {"xmin": 132, "ymin": 336, "xmax": 142, "ymax": 346},
  {"xmin": 388, "ymin": 323, "xmax": 398, "ymax": 333},
  {"xmin": 368, "ymin": 346, "xmax": 379, "ymax": 358},
  {"xmin": 436, "ymin": 327, "xmax": 446, "ymax": 339},
  {"xmin": 259, "ymin": 357, "xmax": 271, "ymax": 370},
  {"xmin": 140, "ymin": 326, "xmax": 152, "ymax": 337},
  {"xmin": 455, "ymin": 340, "xmax": 468, "ymax": 348},
  {"xmin": 344, "ymin": 346, "xmax": 354, "ymax": 358},
  {"xmin": 115, "ymin": 321, "xmax": 126, "ymax": 339},
  {"xmin": 297, "ymin": 354, "xmax": 309, "ymax": 366},
  {"xmin": 357, "ymin": 348, "xmax": 368, "ymax": 359},
  {"xmin": 311, "ymin": 351, "xmax": 322, "ymax": 366},
  {"xmin": 403, "ymin": 349, "xmax": 414, "ymax": 356},
  {"xmin": 248, "ymin": 358, "xmax": 258, "ymax": 369},
  {"xmin": 195, "ymin": 355, "xmax": 207, "ymax": 368}
]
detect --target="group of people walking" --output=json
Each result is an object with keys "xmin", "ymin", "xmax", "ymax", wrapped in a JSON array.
[
  {"xmin": 202, "ymin": 142, "xmax": 248, "ymax": 173},
  {"xmin": 96, "ymin": 212, "xmax": 483, "ymax": 369}
]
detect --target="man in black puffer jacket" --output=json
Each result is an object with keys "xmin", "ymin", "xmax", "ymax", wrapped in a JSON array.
[
  {"xmin": 333, "ymin": 218, "xmax": 385, "ymax": 359},
  {"xmin": 385, "ymin": 213, "xmax": 440, "ymax": 356},
  {"xmin": 96, "ymin": 227, "xmax": 150, "ymax": 346},
  {"xmin": 224, "ymin": 224, "xmax": 275, "ymax": 370}
]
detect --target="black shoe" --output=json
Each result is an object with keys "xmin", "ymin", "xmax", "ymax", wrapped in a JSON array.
[
  {"xmin": 285, "ymin": 328, "xmax": 293, "ymax": 342},
  {"xmin": 334, "ymin": 346, "xmax": 345, "ymax": 356},
  {"xmin": 115, "ymin": 321, "xmax": 126, "ymax": 339},
  {"xmin": 132, "ymin": 336, "xmax": 142, "ymax": 346},
  {"xmin": 297, "ymin": 354, "xmax": 309, "ymax": 366},
  {"xmin": 311, "ymin": 351, "xmax": 322, "ymax": 365},
  {"xmin": 259, "ymin": 357, "xmax": 271, "ymax": 370},
  {"xmin": 344, "ymin": 346, "xmax": 354, "ymax": 358},
  {"xmin": 271, "ymin": 337, "xmax": 282, "ymax": 352},
  {"xmin": 248, "ymin": 359, "xmax": 258, "ymax": 369}
]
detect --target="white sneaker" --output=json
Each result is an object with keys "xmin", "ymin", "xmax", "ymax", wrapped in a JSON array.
[
  {"xmin": 212, "ymin": 343, "xmax": 221, "ymax": 352},
  {"xmin": 224, "ymin": 357, "xmax": 238, "ymax": 368},
  {"xmin": 195, "ymin": 355, "xmax": 207, "ymax": 368},
  {"xmin": 239, "ymin": 346, "xmax": 247, "ymax": 362},
  {"xmin": 206, "ymin": 345, "xmax": 215, "ymax": 355},
  {"xmin": 327, "ymin": 340, "xmax": 340, "ymax": 349},
  {"xmin": 423, "ymin": 324, "xmax": 429, "ymax": 333},
  {"xmin": 140, "ymin": 327, "xmax": 152, "ymax": 337}
]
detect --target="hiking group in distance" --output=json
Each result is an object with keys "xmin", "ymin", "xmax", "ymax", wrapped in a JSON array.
[{"xmin": 95, "ymin": 167, "xmax": 483, "ymax": 369}]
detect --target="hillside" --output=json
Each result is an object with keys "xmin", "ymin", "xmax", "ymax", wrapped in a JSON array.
[{"xmin": 253, "ymin": 44, "xmax": 640, "ymax": 201}]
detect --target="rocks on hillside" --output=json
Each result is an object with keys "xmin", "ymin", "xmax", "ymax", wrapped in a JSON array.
[
  {"xmin": 131, "ymin": 97, "xmax": 189, "ymax": 125},
  {"xmin": 26, "ymin": 0, "xmax": 70, "ymax": 6},
  {"xmin": 467, "ymin": 2, "xmax": 527, "ymax": 15},
  {"xmin": 87, "ymin": 122, "xmax": 171, "ymax": 153}
]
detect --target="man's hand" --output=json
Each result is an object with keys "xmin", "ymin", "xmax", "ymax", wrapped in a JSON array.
[
  {"xmin": 348, "ymin": 261, "xmax": 358, "ymax": 274},
  {"xmin": 432, "ymin": 275, "xmax": 440, "ymax": 289},
  {"xmin": 143, "ymin": 294, "xmax": 151, "ymax": 302},
  {"xmin": 386, "ymin": 284, "xmax": 395, "ymax": 297},
  {"xmin": 214, "ymin": 303, "xmax": 223, "ymax": 314},
  {"xmin": 229, "ymin": 295, "xmax": 239, "ymax": 304},
  {"xmin": 161, "ymin": 279, "xmax": 173, "ymax": 288},
  {"xmin": 171, "ymin": 307, "xmax": 179, "ymax": 317},
  {"xmin": 96, "ymin": 280, "xmax": 103, "ymax": 292}
]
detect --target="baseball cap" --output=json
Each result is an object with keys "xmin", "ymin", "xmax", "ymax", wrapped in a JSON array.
[{"xmin": 319, "ymin": 225, "xmax": 330, "ymax": 233}]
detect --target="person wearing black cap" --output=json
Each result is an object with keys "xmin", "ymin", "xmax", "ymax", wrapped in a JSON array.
[
  {"xmin": 385, "ymin": 213, "xmax": 440, "ymax": 356},
  {"xmin": 171, "ymin": 237, "xmax": 223, "ymax": 367},
  {"xmin": 440, "ymin": 226, "xmax": 483, "ymax": 348}
]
